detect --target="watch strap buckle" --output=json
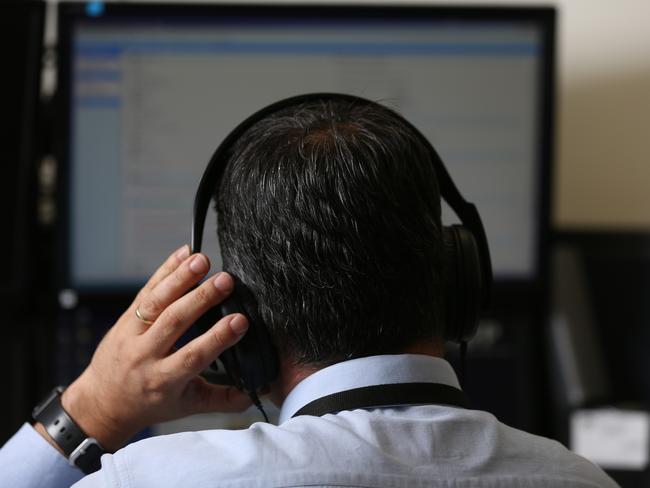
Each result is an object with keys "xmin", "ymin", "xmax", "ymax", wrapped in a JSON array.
[{"xmin": 69, "ymin": 437, "xmax": 105, "ymax": 474}]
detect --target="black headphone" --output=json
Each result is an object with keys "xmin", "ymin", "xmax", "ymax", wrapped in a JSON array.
[{"xmin": 191, "ymin": 93, "xmax": 492, "ymax": 395}]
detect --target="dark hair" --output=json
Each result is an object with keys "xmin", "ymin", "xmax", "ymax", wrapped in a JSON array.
[{"xmin": 216, "ymin": 98, "xmax": 443, "ymax": 366}]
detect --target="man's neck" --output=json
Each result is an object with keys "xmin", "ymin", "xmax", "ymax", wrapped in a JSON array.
[{"xmin": 268, "ymin": 339, "xmax": 444, "ymax": 406}]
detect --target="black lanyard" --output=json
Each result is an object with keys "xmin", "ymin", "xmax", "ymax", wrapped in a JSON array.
[{"xmin": 292, "ymin": 382, "xmax": 470, "ymax": 418}]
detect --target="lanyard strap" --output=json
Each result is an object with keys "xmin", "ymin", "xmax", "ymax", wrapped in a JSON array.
[{"xmin": 292, "ymin": 382, "xmax": 470, "ymax": 418}]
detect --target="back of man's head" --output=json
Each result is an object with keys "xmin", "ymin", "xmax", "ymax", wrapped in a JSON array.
[{"xmin": 216, "ymin": 98, "xmax": 443, "ymax": 366}]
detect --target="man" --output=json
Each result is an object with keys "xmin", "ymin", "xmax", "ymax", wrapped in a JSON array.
[{"xmin": 0, "ymin": 98, "xmax": 617, "ymax": 487}]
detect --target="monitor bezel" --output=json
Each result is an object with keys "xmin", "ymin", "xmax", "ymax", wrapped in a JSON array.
[{"xmin": 55, "ymin": 2, "xmax": 555, "ymax": 309}]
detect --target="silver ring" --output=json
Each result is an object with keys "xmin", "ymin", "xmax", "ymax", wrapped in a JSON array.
[{"xmin": 135, "ymin": 306, "xmax": 154, "ymax": 325}]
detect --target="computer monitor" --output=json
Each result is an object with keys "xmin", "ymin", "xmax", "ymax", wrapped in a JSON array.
[{"xmin": 57, "ymin": 4, "xmax": 554, "ymax": 292}]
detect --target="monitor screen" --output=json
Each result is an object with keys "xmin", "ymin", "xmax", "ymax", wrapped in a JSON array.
[{"xmin": 59, "ymin": 5, "xmax": 553, "ymax": 290}]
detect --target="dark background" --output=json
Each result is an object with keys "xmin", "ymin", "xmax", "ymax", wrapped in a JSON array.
[{"xmin": 2, "ymin": 2, "xmax": 649, "ymax": 486}]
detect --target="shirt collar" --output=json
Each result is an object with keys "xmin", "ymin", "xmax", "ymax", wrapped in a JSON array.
[{"xmin": 278, "ymin": 354, "xmax": 460, "ymax": 424}]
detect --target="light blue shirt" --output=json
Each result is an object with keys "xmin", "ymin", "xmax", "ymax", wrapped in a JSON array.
[{"xmin": 1, "ymin": 354, "xmax": 618, "ymax": 487}]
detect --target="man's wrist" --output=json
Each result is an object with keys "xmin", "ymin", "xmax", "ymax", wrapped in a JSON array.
[
  {"xmin": 33, "ymin": 421, "xmax": 66, "ymax": 455},
  {"xmin": 61, "ymin": 377, "xmax": 129, "ymax": 452},
  {"xmin": 32, "ymin": 385, "xmax": 110, "ymax": 475}
]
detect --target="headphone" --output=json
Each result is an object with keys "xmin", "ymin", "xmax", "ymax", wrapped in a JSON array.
[{"xmin": 191, "ymin": 93, "xmax": 493, "ymax": 395}]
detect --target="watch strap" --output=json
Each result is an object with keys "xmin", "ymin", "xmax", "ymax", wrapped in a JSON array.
[
  {"xmin": 32, "ymin": 386, "xmax": 106, "ymax": 474},
  {"xmin": 33, "ymin": 387, "xmax": 86, "ymax": 457}
]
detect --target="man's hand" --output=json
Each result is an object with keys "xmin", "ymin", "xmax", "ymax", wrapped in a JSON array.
[{"xmin": 47, "ymin": 246, "xmax": 252, "ymax": 452}]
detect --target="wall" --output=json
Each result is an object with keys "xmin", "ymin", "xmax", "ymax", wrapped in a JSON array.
[{"xmin": 549, "ymin": 0, "xmax": 650, "ymax": 229}]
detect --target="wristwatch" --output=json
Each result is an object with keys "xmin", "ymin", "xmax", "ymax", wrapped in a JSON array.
[{"xmin": 32, "ymin": 386, "xmax": 106, "ymax": 474}]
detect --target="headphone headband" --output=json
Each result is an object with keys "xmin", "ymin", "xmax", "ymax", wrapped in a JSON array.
[{"xmin": 192, "ymin": 93, "xmax": 492, "ymax": 310}]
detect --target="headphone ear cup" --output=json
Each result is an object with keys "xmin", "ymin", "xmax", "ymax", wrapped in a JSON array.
[
  {"xmin": 218, "ymin": 276, "xmax": 279, "ymax": 393},
  {"xmin": 443, "ymin": 225, "xmax": 483, "ymax": 343}
]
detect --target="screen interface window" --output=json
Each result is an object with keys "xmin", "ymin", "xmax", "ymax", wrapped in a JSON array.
[{"xmin": 69, "ymin": 17, "xmax": 542, "ymax": 288}]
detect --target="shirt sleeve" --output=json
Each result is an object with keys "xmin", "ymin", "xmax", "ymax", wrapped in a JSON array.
[{"xmin": 0, "ymin": 423, "xmax": 85, "ymax": 488}]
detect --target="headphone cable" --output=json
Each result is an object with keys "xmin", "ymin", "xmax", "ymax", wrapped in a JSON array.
[
  {"xmin": 459, "ymin": 340, "xmax": 468, "ymax": 388},
  {"xmin": 249, "ymin": 390, "xmax": 270, "ymax": 423}
]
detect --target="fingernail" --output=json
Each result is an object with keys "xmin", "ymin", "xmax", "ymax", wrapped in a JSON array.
[
  {"xmin": 229, "ymin": 314, "xmax": 248, "ymax": 334},
  {"xmin": 175, "ymin": 245, "xmax": 190, "ymax": 260},
  {"xmin": 213, "ymin": 272, "xmax": 233, "ymax": 292},
  {"xmin": 189, "ymin": 254, "xmax": 209, "ymax": 274}
]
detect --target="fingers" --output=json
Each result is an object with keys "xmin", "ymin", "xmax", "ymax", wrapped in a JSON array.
[
  {"xmin": 145, "ymin": 273, "xmax": 237, "ymax": 353},
  {"xmin": 135, "ymin": 253, "xmax": 211, "ymax": 329},
  {"xmin": 161, "ymin": 312, "xmax": 248, "ymax": 381},
  {"xmin": 133, "ymin": 245, "xmax": 190, "ymax": 307},
  {"xmin": 183, "ymin": 377, "xmax": 253, "ymax": 415}
]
